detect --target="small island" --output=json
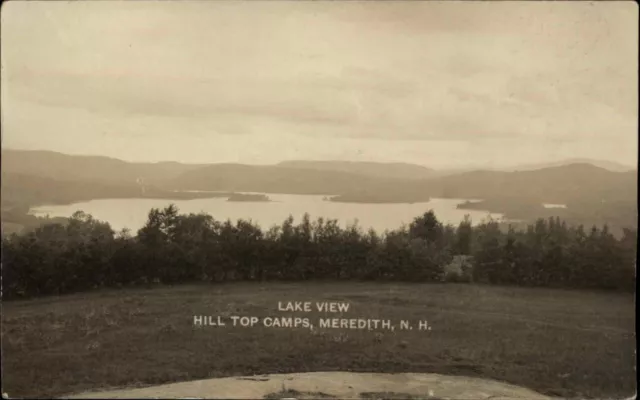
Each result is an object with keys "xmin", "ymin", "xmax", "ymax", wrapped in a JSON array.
[
  {"xmin": 456, "ymin": 198, "xmax": 547, "ymax": 217},
  {"xmin": 227, "ymin": 193, "xmax": 271, "ymax": 202}
]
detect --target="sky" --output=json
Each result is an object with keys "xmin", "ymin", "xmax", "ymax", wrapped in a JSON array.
[{"xmin": 1, "ymin": 0, "xmax": 637, "ymax": 169}]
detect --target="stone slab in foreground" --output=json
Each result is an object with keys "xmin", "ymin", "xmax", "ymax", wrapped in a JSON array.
[{"xmin": 63, "ymin": 372, "xmax": 552, "ymax": 399}]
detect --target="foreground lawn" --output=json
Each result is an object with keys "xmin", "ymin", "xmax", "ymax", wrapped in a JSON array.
[{"xmin": 2, "ymin": 282, "xmax": 635, "ymax": 398}]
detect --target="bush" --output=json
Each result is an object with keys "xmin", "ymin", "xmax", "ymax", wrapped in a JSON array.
[{"xmin": 1, "ymin": 206, "xmax": 636, "ymax": 299}]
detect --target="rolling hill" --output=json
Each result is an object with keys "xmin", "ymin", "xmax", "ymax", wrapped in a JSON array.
[
  {"xmin": 276, "ymin": 160, "xmax": 437, "ymax": 180},
  {"xmin": 166, "ymin": 163, "xmax": 406, "ymax": 195},
  {"xmin": 505, "ymin": 158, "xmax": 636, "ymax": 173},
  {"xmin": 1, "ymin": 149, "xmax": 206, "ymax": 186},
  {"xmin": 0, "ymin": 172, "xmax": 232, "ymax": 208},
  {"xmin": 331, "ymin": 163, "xmax": 637, "ymax": 204},
  {"xmin": 2, "ymin": 149, "xmax": 636, "ymax": 236},
  {"xmin": 429, "ymin": 163, "xmax": 636, "ymax": 203},
  {"xmin": 2, "ymin": 149, "xmax": 636, "ymax": 207}
]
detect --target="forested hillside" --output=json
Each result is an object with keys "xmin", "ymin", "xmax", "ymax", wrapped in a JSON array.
[
  {"xmin": 459, "ymin": 197, "xmax": 637, "ymax": 238},
  {"xmin": 1, "ymin": 149, "xmax": 205, "ymax": 185},
  {"xmin": 5, "ymin": 150, "xmax": 635, "ymax": 205},
  {"xmin": 2, "ymin": 149, "xmax": 636, "ymax": 241},
  {"xmin": 2, "ymin": 206, "xmax": 635, "ymax": 300},
  {"xmin": 332, "ymin": 164, "xmax": 637, "ymax": 204},
  {"xmin": 0, "ymin": 172, "xmax": 231, "ymax": 207},
  {"xmin": 0, "ymin": 172, "xmax": 231, "ymax": 234},
  {"xmin": 166, "ymin": 164, "xmax": 405, "ymax": 194},
  {"xmin": 276, "ymin": 160, "xmax": 437, "ymax": 180}
]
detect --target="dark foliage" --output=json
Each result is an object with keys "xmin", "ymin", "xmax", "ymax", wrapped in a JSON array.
[{"xmin": 2, "ymin": 206, "xmax": 636, "ymax": 299}]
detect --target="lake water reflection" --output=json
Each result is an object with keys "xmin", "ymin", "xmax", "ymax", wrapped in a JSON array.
[{"xmin": 31, "ymin": 194, "xmax": 504, "ymax": 233}]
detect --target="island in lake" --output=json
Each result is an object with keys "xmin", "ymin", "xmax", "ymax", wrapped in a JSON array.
[{"xmin": 227, "ymin": 193, "xmax": 271, "ymax": 202}]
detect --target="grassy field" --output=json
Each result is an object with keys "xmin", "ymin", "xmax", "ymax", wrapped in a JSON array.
[{"xmin": 1, "ymin": 282, "xmax": 635, "ymax": 399}]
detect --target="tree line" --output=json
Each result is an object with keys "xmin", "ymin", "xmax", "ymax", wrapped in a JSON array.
[{"xmin": 1, "ymin": 205, "xmax": 636, "ymax": 299}]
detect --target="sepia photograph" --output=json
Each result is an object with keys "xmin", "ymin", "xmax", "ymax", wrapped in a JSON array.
[{"xmin": 1, "ymin": 1, "xmax": 637, "ymax": 399}]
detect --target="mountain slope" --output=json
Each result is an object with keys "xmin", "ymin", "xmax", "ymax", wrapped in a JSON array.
[
  {"xmin": 1, "ymin": 149, "xmax": 205, "ymax": 186},
  {"xmin": 332, "ymin": 163, "xmax": 637, "ymax": 204},
  {"xmin": 0, "ymin": 172, "xmax": 232, "ymax": 209},
  {"xmin": 2, "ymin": 149, "xmax": 636, "ymax": 206},
  {"xmin": 442, "ymin": 163, "xmax": 637, "ymax": 203},
  {"xmin": 168, "ymin": 164, "xmax": 407, "ymax": 195},
  {"xmin": 494, "ymin": 159, "xmax": 635, "ymax": 173},
  {"xmin": 276, "ymin": 160, "xmax": 436, "ymax": 180}
]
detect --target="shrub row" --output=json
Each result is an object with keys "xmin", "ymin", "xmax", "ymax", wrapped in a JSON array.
[{"xmin": 1, "ymin": 205, "xmax": 636, "ymax": 299}]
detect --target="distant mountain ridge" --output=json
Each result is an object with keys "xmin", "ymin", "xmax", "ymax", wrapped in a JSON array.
[
  {"xmin": 501, "ymin": 158, "xmax": 636, "ymax": 173},
  {"xmin": 3, "ymin": 149, "xmax": 634, "ymax": 239},
  {"xmin": 1, "ymin": 149, "xmax": 207, "ymax": 186},
  {"xmin": 2, "ymin": 149, "xmax": 634, "ymax": 183},
  {"xmin": 430, "ymin": 163, "xmax": 636, "ymax": 203},
  {"xmin": 330, "ymin": 163, "xmax": 636, "ymax": 204},
  {"xmin": 167, "ymin": 163, "xmax": 405, "ymax": 195},
  {"xmin": 276, "ymin": 160, "xmax": 436, "ymax": 180},
  {"xmin": 1, "ymin": 171, "xmax": 233, "ymax": 209},
  {"xmin": 1, "ymin": 149, "xmax": 636, "ymax": 208}
]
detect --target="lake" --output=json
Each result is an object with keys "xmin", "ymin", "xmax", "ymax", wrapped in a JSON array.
[{"xmin": 30, "ymin": 194, "xmax": 505, "ymax": 234}]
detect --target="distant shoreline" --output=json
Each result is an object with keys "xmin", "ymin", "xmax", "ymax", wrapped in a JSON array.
[{"xmin": 227, "ymin": 193, "xmax": 271, "ymax": 202}]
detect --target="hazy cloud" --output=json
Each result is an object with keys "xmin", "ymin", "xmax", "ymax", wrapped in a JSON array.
[{"xmin": 1, "ymin": 1, "xmax": 637, "ymax": 168}]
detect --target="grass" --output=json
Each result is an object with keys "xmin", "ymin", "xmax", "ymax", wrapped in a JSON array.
[
  {"xmin": 1, "ymin": 282, "xmax": 635, "ymax": 399},
  {"xmin": 263, "ymin": 389, "xmax": 337, "ymax": 399},
  {"xmin": 263, "ymin": 390, "xmax": 439, "ymax": 399},
  {"xmin": 360, "ymin": 392, "xmax": 442, "ymax": 400}
]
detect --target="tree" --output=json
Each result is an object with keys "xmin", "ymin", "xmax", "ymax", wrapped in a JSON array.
[
  {"xmin": 472, "ymin": 218, "xmax": 504, "ymax": 283},
  {"xmin": 409, "ymin": 210, "xmax": 443, "ymax": 245},
  {"xmin": 2, "ymin": 205, "xmax": 636, "ymax": 299},
  {"xmin": 455, "ymin": 215, "xmax": 473, "ymax": 255}
]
